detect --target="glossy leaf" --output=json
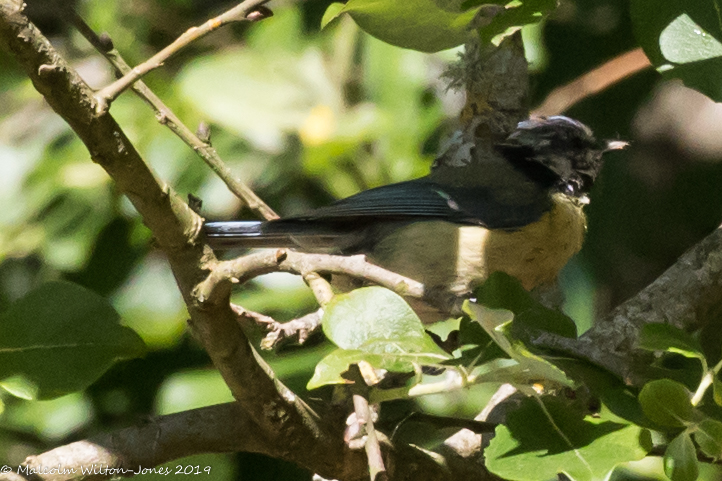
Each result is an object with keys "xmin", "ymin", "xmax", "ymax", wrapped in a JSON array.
[
  {"xmin": 0, "ymin": 281, "xmax": 145, "ymax": 399},
  {"xmin": 330, "ymin": 0, "xmax": 480, "ymax": 52},
  {"xmin": 714, "ymin": 375, "xmax": 722, "ymax": 406},
  {"xmin": 472, "ymin": 0, "xmax": 558, "ymax": 46},
  {"xmin": 308, "ymin": 287, "xmax": 451, "ymax": 389},
  {"xmin": 638, "ymin": 379, "xmax": 696, "ymax": 428},
  {"xmin": 552, "ymin": 358, "xmax": 653, "ymax": 428},
  {"xmin": 694, "ymin": 418, "xmax": 722, "ymax": 461},
  {"xmin": 474, "ymin": 272, "xmax": 577, "ymax": 339},
  {"xmin": 320, "ymin": 2, "xmax": 345, "ymax": 29},
  {"xmin": 307, "ymin": 343, "xmax": 450, "ymax": 390},
  {"xmin": 631, "ymin": 0, "xmax": 722, "ymax": 102},
  {"xmin": 322, "ymin": 287, "xmax": 441, "ymax": 352},
  {"xmin": 464, "ymin": 301, "xmax": 572, "ymax": 387},
  {"xmin": 664, "ymin": 432, "xmax": 699, "ymax": 481},
  {"xmin": 485, "ymin": 397, "xmax": 651, "ymax": 481}
]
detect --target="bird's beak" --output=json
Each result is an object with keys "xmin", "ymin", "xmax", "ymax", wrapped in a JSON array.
[{"xmin": 605, "ymin": 140, "xmax": 629, "ymax": 151}]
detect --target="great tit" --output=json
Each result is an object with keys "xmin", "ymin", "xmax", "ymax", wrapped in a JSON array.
[{"xmin": 205, "ymin": 116, "xmax": 626, "ymax": 320}]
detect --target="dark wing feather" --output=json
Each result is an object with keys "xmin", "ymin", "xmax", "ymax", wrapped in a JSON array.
[
  {"xmin": 281, "ymin": 177, "xmax": 550, "ymax": 230},
  {"xmin": 206, "ymin": 178, "xmax": 553, "ymax": 251}
]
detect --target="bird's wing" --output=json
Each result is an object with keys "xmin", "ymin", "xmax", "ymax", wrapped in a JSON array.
[{"xmin": 285, "ymin": 178, "xmax": 550, "ymax": 230}]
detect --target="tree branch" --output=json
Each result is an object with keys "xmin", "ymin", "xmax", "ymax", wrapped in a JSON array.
[
  {"xmin": 0, "ymin": 4, "xmax": 497, "ymax": 479},
  {"xmin": 64, "ymin": 7, "xmax": 278, "ymax": 220},
  {"xmin": 6, "ymin": 400, "xmax": 501, "ymax": 481},
  {"xmin": 0, "ymin": 0, "xmax": 336, "ymax": 474},
  {"xmin": 92, "ymin": 0, "xmax": 273, "ymax": 114},
  {"xmin": 532, "ymin": 48, "xmax": 651, "ymax": 117},
  {"xmin": 13, "ymin": 403, "xmax": 271, "ymax": 481},
  {"xmin": 534, "ymin": 224, "xmax": 722, "ymax": 383},
  {"xmin": 195, "ymin": 249, "xmax": 426, "ymax": 306}
]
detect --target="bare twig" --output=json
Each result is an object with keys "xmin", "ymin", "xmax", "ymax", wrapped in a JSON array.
[
  {"xmin": 93, "ymin": 0, "xmax": 273, "ymax": 114},
  {"xmin": 232, "ymin": 304, "xmax": 324, "ymax": 348},
  {"xmin": 533, "ymin": 48, "xmax": 651, "ymax": 117},
  {"xmin": 196, "ymin": 249, "xmax": 426, "ymax": 305},
  {"xmin": 66, "ymin": 9, "xmax": 278, "ymax": 220},
  {"xmin": 353, "ymin": 394, "xmax": 387, "ymax": 481},
  {"xmin": 305, "ymin": 272, "xmax": 335, "ymax": 306}
]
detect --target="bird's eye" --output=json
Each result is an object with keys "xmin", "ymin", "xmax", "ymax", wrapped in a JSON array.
[{"xmin": 559, "ymin": 178, "xmax": 584, "ymax": 197}]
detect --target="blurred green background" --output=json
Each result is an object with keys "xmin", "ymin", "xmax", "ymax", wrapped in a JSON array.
[{"xmin": 1, "ymin": 0, "xmax": 722, "ymax": 479}]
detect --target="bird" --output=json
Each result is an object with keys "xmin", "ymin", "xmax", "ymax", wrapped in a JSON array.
[{"xmin": 204, "ymin": 116, "xmax": 627, "ymax": 321}]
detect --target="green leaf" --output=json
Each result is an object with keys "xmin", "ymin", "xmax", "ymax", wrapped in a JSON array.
[
  {"xmin": 638, "ymin": 323, "xmax": 705, "ymax": 361},
  {"xmin": 320, "ymin": 2, "xmax": 346, "ymax": 29},
  {"xmin": 337, "ymin": 0, "xmax": 480, "ymax": 52},
  {"xmin": 308, "ymin": 287, "xmax": 451, "ymax": 389},
  {"xmin": 322, "ymin": 287, "xmax": 442, "ymax": 353},
  {"xmin": 474, "ymin": 0, "xmax": 558, "ymax": 47},
  {"xmin": 485, "ymin": 397, "xmax": 651, "ymax": 481},
  {"xmin": 664, "ymin": 432, "xmax": 699, "ymax": 481},
  {"xmin": 0, "ymin": 281, "xmax": 146, "ymax": 399},
  {"xmin": 694, "ymin": 418, "xmax": 722, "ymax": 461},
  {"xmin": 714, "ymin": 375, "xmax": 722, "ymax": 406},
  {"xmin": 307, "ymin": 344, "xmax": 450, "ymax": 390},
  {"xmin": 631, "ymin": 0, "xmax": 722, "ymax": 102},
  {"xmin": 464, "ymin": 301, "xmax": 572, "ymax": 387},
  {"xmin": 440, "ymin": 316, "xmax": 507, "ymax": 369},
  {"xmin": 638, "ymin": 379, "xmax": 696, "ymax": 427},
  {"xmin": 474, "ymin": 272, "xmax": 577, "ymax": 339},
  {"xmin": 321, "ymin": 2, "xmax": 346, "ymax": 29},
  {"xmin": 0, "ymin": 375, "xmax": 38, "ymax": 400},
  {"xmin": 551, "ymin": 358, "xmax": 653, "ymax": 428}
]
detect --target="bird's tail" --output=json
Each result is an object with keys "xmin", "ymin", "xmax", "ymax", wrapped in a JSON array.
[
  {"xmin": 204, "ymin": 221, "xmax": 299, "ymax": 249},
  {"xmin": 203, "ymin": 220, "xmax": 350, "ymax": 251}
]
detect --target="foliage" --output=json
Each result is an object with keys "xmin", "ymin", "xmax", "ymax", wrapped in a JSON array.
[
  {"xmin": 630, "ymin": 0, "xmax": 722, "ymax": 102},
  {"xmin": 0, "ymin": 281, "xmax": 145, "ymax": 401},
  {"xmin": 2, "ymin": 0, "xmax": 722, "ymax": 480}
]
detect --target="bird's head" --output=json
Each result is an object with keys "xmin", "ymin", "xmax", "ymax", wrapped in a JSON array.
[{"xmin": 498, "ymin": 115, "xmax": 628, "ymax": 199}]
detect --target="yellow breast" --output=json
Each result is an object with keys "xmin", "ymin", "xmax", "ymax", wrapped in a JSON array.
[{"xmin": 370, "ymin": 193, "xmax": 587, "ymax": 297}]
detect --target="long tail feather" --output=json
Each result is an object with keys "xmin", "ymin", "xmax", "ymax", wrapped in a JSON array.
[{"xmin": 204, "ymin": 221, "xmax": 299, "ymax": 248}]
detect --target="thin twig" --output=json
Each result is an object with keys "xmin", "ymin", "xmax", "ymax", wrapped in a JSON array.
[
  {"xmin": 232, "ymin": 304, "xmax": 324, "ymax": 349},
  {"xmin": 533, "ymin": 48, "xmax": 652, "ymax": 117},
  {"xmin": 195, "ymin": 249, "xmax": 426, "ymax": 305},
  {"xmin": 353, "ymin": 394, "xmax": 387, "ymax": 481},
  {"xmin": 67, "ymin": 9, "xmax": 278, "ymax": 220},
  {"xmin": 304, "ymin": 272, "xmax": 335, "ymax": 305},
  {"xmin": 94, "ymin": 0, "xmax": 273, "ymax": 114}
]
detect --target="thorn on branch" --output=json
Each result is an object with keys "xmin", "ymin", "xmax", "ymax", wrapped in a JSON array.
[
  {"xmin": 188, "ymin": 193, "xmax": 203, "ymax": 214},
  {"xmin": 37, "ymin": 63, "xmax": 57, "ymax": 78},
  {"xmin": 248, "ymin": 6, "xmax": 273, "ymax": 22},
  {"xmin": 196, "ymin": 121, "xmax": 212, "ymax": 144},
  {"xmin": 98, "ymin": 32, "xmax": 114, "ymax": 52},
  {"xmin": 155, "ymin": 111, "xmax": 168, "ymax": 124}
]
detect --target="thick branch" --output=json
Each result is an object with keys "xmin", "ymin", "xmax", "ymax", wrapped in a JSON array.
[
  {"xmin": 12, "ymin": 403, "xmax": 271, "ymax": 481},
  {"xmin": 0, "ymin": 4, "xmax": 496, "ymax": 479},
  {"xmin": 0, "ymin": 0, "xmax": 335, "ymax": 475},
  {"xmin": 6, "ymin": 400, "xmax": 499, "ymax": 481},
  {"xmin": 535, "ymin": 225, "xmax": 722, "ymax": 383}
]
